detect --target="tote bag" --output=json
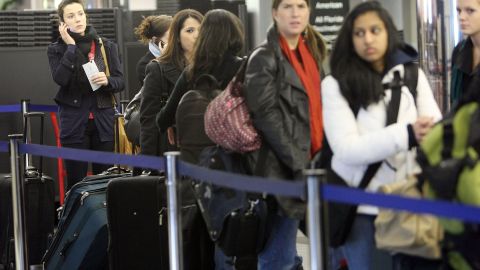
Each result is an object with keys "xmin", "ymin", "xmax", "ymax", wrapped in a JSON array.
[{"xmin": 374, "ymin": 175, "xmax": 443, "ymax": 259}]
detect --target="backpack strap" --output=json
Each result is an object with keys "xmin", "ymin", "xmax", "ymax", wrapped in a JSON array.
[
  {"xmin": 441, "ymin": 119, "xmax": 454, "ymax": 159},
  {"xmin": 360, "ymin": 70, "xmax": 405, "ymax": 188},
  {"xmin": 403, "ymin": 62, "xmax": 418, "ymax": 106},
  {"xmin": 386, "ymin": 71, "xmax": 403, "ymax": 125}
]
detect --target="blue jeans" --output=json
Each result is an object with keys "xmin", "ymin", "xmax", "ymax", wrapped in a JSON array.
[
  {"xmin": 214, "ymin": 214, "xmax": 301, "ymax": 270},
  {"xmin": 340, "ymin": 214, "xmax": 391, "ymax": 270},
  {"xmin": 328, "ymin": 247, "xmax": 345, "ymax": 270}
]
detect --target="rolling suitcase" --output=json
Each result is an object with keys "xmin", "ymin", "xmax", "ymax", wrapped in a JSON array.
[
  {"xmin": 106, "ymin": 176, "xmax": 169, "ymax": 270},
  {"xmin": 0, "ymin": 112, "xmax": 55, "ymax": 269},
  {"xmin": 42, "ymin": 172, "xmax": 130, "ymax": 270},
  {"xmin": 106, "ymin": 175, "xmax": 214, "ymax": 270}
]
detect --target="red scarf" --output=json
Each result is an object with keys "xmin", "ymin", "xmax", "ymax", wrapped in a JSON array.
[{"xmin": 279, "ymin": 35, "xmax": 323, "ymax": 155}]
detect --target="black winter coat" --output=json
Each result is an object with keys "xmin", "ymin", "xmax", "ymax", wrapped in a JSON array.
[
  {"xmin": 140, "ymin": 60, "xmax": 181, "ymax": 156},
  {"xmin": 451, "ymin": 38, "xmax": 480, "ymax": 106},
  {"xmin": 47, "ymin": 34, "xmax": 124, "ymax": 144},
  {"xmin": 136, "ymin": 51, "xmax": 155, "ymax": 86},
  {"xmin": 156, "ymin": 53, "xmax": 243, "ymax": 165},
  {"xmin": 244, "ymin": 25, "xmax": 323, "ymax": 219},
  {"xmin": 156, "ymin": 53, "xmax": 243, "ymax": 131}
]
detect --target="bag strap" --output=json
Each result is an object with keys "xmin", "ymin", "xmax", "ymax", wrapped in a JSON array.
[
  {"xmin": 98, "ymin": 38, "xmax": 110, "ymax": 76},
  {"xmin": 359, "ymin": 73, "xmax": 404, "ymax": 189},
  {"xmin": 403, "ymin": 62, "xmax": 418, "ymax": 105},
  {"xmin": 254, "ymin": 144, "xmax": 269, "ymax": 177},
  {"xmin": 98, "ymin": 37, "xmax": 117, "ymax": 109},
  {"xmin": 386, "ymin": 71, "xmax": 403, "ymax": 124},
  {"xmin": 155, "ymin": 61, "xmax": 170, "ymax": 104}
]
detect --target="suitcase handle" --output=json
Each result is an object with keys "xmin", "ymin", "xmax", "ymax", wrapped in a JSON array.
[{"xmin": 23, "ymin": 112, "xmax": 45, "ymax": 177}]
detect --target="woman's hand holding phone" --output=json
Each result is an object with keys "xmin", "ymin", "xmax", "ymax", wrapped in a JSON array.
[{"xmin": 59, "ymin": 22, "xmax": 75, "ymax": 45}]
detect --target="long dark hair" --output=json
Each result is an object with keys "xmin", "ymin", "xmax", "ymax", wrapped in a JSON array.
[
  {"xmin": 158, "ymin": 9, "xmax": 203, "ymax": 71},
  {"xmin": 272, "ymin": 0, "xmax": 326, "ymax": 64},
  {"xmin": 186, "ymin": 9, "xmax": 245, "ymax": 81},
  {"xmin": 330, "ymin": 1, "xmax": 402, "ymax": 109}
]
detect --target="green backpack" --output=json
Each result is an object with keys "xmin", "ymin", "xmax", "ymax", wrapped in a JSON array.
[{"xmin": 418, "ymin": 101, "xmax": 480, "ymax": 270}]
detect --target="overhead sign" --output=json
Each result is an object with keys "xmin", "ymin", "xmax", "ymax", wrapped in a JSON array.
[{"xmin": 310, "ymin": 0, "xmax": 349, "ymax": 45}]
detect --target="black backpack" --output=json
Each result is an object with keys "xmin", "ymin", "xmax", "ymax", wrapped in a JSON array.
[{"xmin": 175, "ymin": 74, "xmax": 221, "ymax": 164}]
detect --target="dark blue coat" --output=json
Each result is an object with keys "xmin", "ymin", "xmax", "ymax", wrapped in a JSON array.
[{"xmin": 47, "ymin": 36, "xmax": 125, "ymax": 144}]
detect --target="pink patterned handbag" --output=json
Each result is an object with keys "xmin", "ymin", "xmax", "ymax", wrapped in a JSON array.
[{"xmin": 204, "ymin": 60, "xmax": 261, "ymax": 153}]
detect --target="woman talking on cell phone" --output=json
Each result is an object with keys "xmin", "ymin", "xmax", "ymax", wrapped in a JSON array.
[{"xmin": 47, "ymin": 0, "xmax": 125, "ymax": 190}]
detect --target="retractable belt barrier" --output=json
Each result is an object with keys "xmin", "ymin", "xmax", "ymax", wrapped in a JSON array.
[
  {"xmin": 0, "ymin": 104, "xmax": 58, "ymax": 113},
  {"xmin": 0, "ymin": 140, "xmax": 478, "ymax": 223},
  {"xmin": 2, "ymin": 100, "xmax": 480, "ymax": 270},
  {"xmin": 0, "ymin": 140, "xmax": 7, "ymax": 152}
]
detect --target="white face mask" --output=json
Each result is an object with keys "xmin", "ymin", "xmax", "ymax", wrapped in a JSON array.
[{"xmin": 149, "ymin": 40, "xmax": 162, "ymax": 57}]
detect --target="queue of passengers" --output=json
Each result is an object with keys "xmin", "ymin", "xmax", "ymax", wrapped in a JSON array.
[{"xmin": 47, "ymin": 0, "xmax": 480, "ymax": 269}]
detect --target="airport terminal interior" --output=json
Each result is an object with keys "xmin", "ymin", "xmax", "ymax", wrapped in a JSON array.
[{"xmin": 0, "ymin": 0, "xmax": 475, "ymax": 269}]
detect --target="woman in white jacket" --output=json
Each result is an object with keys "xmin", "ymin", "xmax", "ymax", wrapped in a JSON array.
[{"xmin": 321, "ymin": 1, "xmax": 442, "ymax": 270}]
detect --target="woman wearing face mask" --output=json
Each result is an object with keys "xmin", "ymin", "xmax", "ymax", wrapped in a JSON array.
[
  {"xmin": 140, "ymin": 9, "xmax": 203, "ymax": 160},
  {"xmin": 322, "ymin": 2, "xmax": 442, "ymax": 269},
  {"xmin": 141, "ymin": 10, "xmax": 215, "ymax": 269},
  {"xmin": 450, "ymin": 0, "xmax": 480, "ymax": 107},
  {"xmin": 47, "ymin": 0, "xmax": 124, "ymax": 190},
  {"xmin": 231, "ymin": 0, "xmax": 326, "ymax": 269},
  {"xmin": 134, "ymin": 15, "xmax": 172, "ymax": 86}
]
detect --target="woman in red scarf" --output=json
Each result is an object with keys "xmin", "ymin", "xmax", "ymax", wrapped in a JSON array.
[{"xmin": 223, "ymin": 0, "xmax": 326, "ymax": 268}]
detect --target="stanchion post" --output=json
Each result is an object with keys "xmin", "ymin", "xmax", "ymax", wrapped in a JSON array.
[
  {"xmin": 305, "ymin": 168, "xmax": 327, "ymax": 270},
  {"xmin": 165, "ymin": 151, "xmax": 183, "ymax": 270},
  {"xmin": 9, "ymin": 134, "xmax": 29, "ymax": 270}
]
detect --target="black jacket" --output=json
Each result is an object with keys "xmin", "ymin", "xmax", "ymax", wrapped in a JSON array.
[
  {"xmin": 451, "ymin": 38, "xmax": 480, "ymax": 106},
  {"xmin": 244, "ymin": 25, "xmax": 323, "ymax": 219},
  {"xmin": 136, "ymin": 51, "xmax": 155, "ymax": 86},
  {"xmin": 47, "ymin": 32, "xmax": 124, "ymax": 143},
  {"xmin": 140, "ymin": 60, "xmax": 181, "ymax": 156},
  {"xmin": 156, "ymin": 53, "xmax": 243, "ymax": 131}
]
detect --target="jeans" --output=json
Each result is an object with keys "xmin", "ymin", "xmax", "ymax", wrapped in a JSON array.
[
  {"xmin": 257, "ymin": 214, "xmax": 301, "ymax": 270},
  {"xmin": 340, "ymin": 214, "xmax": 391, "ymax": 270},
  {"xmin": 214, "ymin": 214, "xmax": 302, "ymax": 270},
  {"xmin": 329, "ymin": 247, "xmax": 345, "ymax": 270}
]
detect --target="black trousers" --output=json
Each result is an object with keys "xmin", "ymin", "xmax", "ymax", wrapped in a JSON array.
[{"xmin": 62, "ymin": 120, "xmax": 113, "ymax": 190}]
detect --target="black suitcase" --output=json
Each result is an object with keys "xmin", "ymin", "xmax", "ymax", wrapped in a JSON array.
[
  {"xmin": 42, "ymin": 172, "xmax": 130, "ymax": 270},
  {"xmin": 106, "ymin": 175, "xmax": 214, "ymax": 270},
  {"xmin": 0, "ymin": 173, "xmax": 55, "ymax": 269},
  {"xmin": 0, "ymin": 112, "xmax": 56, "ymax": 269}
]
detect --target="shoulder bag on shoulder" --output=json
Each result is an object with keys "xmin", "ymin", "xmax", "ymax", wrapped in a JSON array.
[
  {"xmin": 123, "ymin": 88, "xmax": 142, "ymax": 146},
  {"xmin": 204, "ymin": 57, "xmax": 261, "ymax": 153},
  {"xmin": 374, "ymin": 175, "xmax": 443, "ymax": 259}
]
